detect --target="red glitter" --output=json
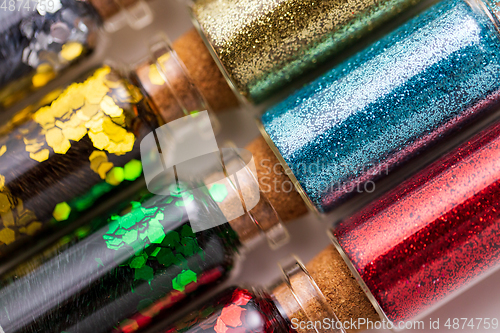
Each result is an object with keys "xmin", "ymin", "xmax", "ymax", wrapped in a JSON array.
[
  {"xmin": 161, "ymin": 287, "xmax": 295, "ymax": 332},
  {"xmin": 333, "ymin": 121, "xmax": 500, "ymax": 322},
  {"xmin": 113, "ymin": 268, "xmax": 224, "ymax": 333}
]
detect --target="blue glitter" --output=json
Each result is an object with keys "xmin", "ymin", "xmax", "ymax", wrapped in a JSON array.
[{"xmin": 261, "ymin": 0, "xmax": 500, "ymax": 213}]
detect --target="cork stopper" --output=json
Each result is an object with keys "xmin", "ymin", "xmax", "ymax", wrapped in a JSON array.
[
  {"xmin": 295, "ymin": 245, "xmax": 380, "ymax": 332},
  {"xmin": 133, "ymin": 28, "xmax": 239, "ymax": 119},
  {"xmin": 173, "ymin": 29, "xmax": 240, "ymax": 112},
  {"xmin": 244, "ymin": 136, "xmax": 309, "ymax": 222},
  {"xmin": 133, "ymin": 33, "xmax": 213, "ymax": 127},
  {"xmin": 206, "ymin": 146, "xmax": 289, "ymax": 249}
]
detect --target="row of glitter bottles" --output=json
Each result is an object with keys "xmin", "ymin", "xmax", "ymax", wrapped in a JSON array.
[
  {"xmin": 0, "ymin": 0, "xmax": 500, "ymax": 331},
  {"xmin": 0, "ymin": 0, "xmax": 152, "ymax": 111},
  {"xmin": 162, "ymin": 108, "xmax": 500, "ymax": 333}
]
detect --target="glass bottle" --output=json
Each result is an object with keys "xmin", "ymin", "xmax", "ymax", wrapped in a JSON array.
[
  {"xmin": 150, "ymin": 259, "xmax": 341, "ymax": 333},
  {"xmin": 0, "ymin": 37, "xmax": 206, "ymax": 262},
  {"xmin": 330, "ymin": 116, "xmax": 500, "ymax": 324},
  {"xmin": 152, "ymin": 114, "xmax": 500, "ymax": 333},
  {"xmin": 259, "ymin": 0, "xmax": 500, "ymax": 213},
  {"xmin": 187, "ymin": 0, "xmax": 423, "ymax": 103},
  {"xmin": 0, "ymin": 143, "xmax": 288, "ymax": 333},
  {"xmin": 0, "ymin": 0, "xmax": 152, "ymax": 112}
]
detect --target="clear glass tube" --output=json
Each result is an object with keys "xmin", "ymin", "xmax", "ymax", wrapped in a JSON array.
[
  {"xmin": 145, "ymin": 114, "xmax": 500, "ymax": 330},
  {"xmin": 330, "ymin": 117, "xmax": 500, "ymax": 325},
  {"xmin": 259, "ymin": 0, "xmax": 500, "ymax": 214},
  {"xmin": 0, "ymin": 0, "xmax": 152, "ymax": 112},
  {"xmin": 187, "ymin": 0, "xmax": 422, "ymax": 103},
  {"xmin": 0, "ymin": 145, "xmax": 287, "ymax": 333},
  {"xmin": 157, "ymin": 257, "xmax": 337, "ymax": 333},
  {"xmin": 0, "ymin": 35, "xmax": 213, "ymax": 262}
]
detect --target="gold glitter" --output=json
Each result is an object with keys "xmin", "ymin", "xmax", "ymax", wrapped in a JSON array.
[
  {"xmin": 106, "ymin": 132, "xmax": 134, "ymax": 155},
  {"xmin": 30, "ymin": 149, "xmax": 50, "ymax": 162},
  {"xmin": 148, "ymin": 64, "xmax": 165, "ymax": 86},
  {"xmin": 25, "ymin": 222, "xmax": 42, "ymax": 236},
  {"xmin": 76, "ymin": 102, "xmax": 99, "ymax": 121},
  {"xmin": 0, "ymin": 193, "xmax": 11, "ymax": 213},
  {"xmin": 100, "ymin": 95, "xmax": 124, "ymax": 117},
  {"xmin": 33, "ymin": 106, "xmax": 55, "ymax": 128},
  {"xmin": 32, "ymin": 64, "xmax": 56, "ymax": 88},
  {"xmin": 17, "ymin": 211, "xmax": 36, "ymax": 227},
  {"xmin": 39, "ymin": 88, "xmax": 63, "ymax": 106},
  {"xmin": 0, "ymin": 228, "xmax": 15, "ymax": 245},
  {"xmin": 85, "ymin": 114, "xmax": 104, "ymax": 133},
  {"xmin": 46, "ymin": 127, "xmax": 71, "ymax": 154},
  {"xmin": 89, "ymin": 151, "xmax": 108, "ymax": 173},
  {"xmin": 60, "ymin": 42, "xmax": 84, "ymax": 61},
  {"xmin": 1, "ymin": 211, "xmax": 14, "ymax": 227},
  {"xmin": 89, "ymin": 131, "xmax": 110, "ymax": 150},
  {"xmin": 0, "ymin": 65, "xmax": 147, "ymax": 252},
  {"xmin": 98, "ymin": 161, "xmax": 114, "ymax": 179},
  {"xmin": 191, "ymin": 0, "xmax": 420, "ymax": 102}
]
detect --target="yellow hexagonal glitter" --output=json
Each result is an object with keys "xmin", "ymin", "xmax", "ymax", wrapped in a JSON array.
[
  {"xmin": 30, "ymin": 149, "xmax": 50, "ymax": 162},
  {"xmin": 77, "ymin": 102, "xmax": 100, "ymax": 121},
  {"xmin": 1, "ymin": 210, "xmax": 14, "ymax": 227},
  {"xmin": 148, "ymin": 64, "xmax": 165, "ymax": 86},
  {"xmin": 0, "ymin": 193, "xmax": 11, "ymax": 213},
  {"xmin": 46, "ymin": 127, "xmax": 63, "ymax": 146},
  {"xmin": 0, "ymin": 228, "xmax": 15, "ymax": 245},
  {"xmin": 33, "ymin": 106, "xmax": 55, "ymax": 128},
  {"xmin": 53, "ymin": 202, "xmax": 71, "ymax": 221},
  {"xmin": 60, "ymin": 42, "xmax": 83, "ymax": 61},
  {"xmin": 89, "ymin": 151, "xmax": 108, "ymax": 173},
  {"xmin": 0, "ymin": 145, "xmax": 6, "ymax": 156},
  {"xmin": 32, "ymin": 71, "xmax": 56, "ymax": 88},
  {"xmin": 0, "ymin": 175, "xmax": 5, "ymax": 189},
  {"xmin": 105, "ymin": 167, "xmax": 124, "ymax": 186},
  {"xmin": 100, "ymin": 96, "xmax": 123, "ymax": 117},
  {"xmin": 25, "ymin": 222, "xmax": 42, "ymax": 235},
  {"xmin": 62, "ymin": 125, "xmax": 87, "ymax": 142},
  {"xmin": 98, "ymin": 162, "xmax": 114, "ymax": 179},
  {"xmin": 89, "ymin": 131, "xmax": 110, "ymax": 150}
]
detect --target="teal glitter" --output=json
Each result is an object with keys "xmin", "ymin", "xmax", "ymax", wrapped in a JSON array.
[{"xmin": 261, "ymin": 0, "xmax": 500, "ymax": 212}]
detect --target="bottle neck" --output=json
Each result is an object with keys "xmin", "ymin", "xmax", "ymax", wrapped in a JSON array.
[
  {"xmin": 132, "ymin": 34, "xmax": 212, "ymax": 125},
  {"xmin": 473, "ymin": 0, "xmax": 500, "ymax": 33},
  {"xmin": 88, "ymin": 0, "xmax": 152, "ymax": 30},
  {"xmin": 272, "ymin": 257, "xmax": 344, "ymax": 333}
]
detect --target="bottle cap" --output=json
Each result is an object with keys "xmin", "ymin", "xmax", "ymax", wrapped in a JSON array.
[{"xmin": 132, "ymin": 33, "xmax": 220, "ymax": 131}]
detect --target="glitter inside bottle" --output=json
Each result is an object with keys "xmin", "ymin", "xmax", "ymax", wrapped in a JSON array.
[
  {"xmin": 331, "ymin": 119, "xmax": 500, "ymax": 322},
  {"xmin": 260, "ymin": 0, "xmax": 500, "ymax": 213},
  {"xmin": 158, "ymin": 118, "xmax": 500, "ymax": 329},
  {"xmin": 0, "ymin": 109, "xmax": 287, "ymax": 332},
  {"xmin": 0, "ymin": 37, "xmax": 210, "ymax": 261},
  {"xmin": 0, "ymin": 0, "xmax": 152, "ymax": 112},
  {"xmin": 160, "ymin": 259, "xmax": 338, "ymax": 333},
  {"xmin": 0, "ymin": 65, "xmax": 156, "ymax": 259},
  {"xmin": 189, "ymin": 0, "xmax": 421, "ymax": 103},
  {"xmin": 0, "ymin": 184, "xmax": 242, "ymax": 333}
]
